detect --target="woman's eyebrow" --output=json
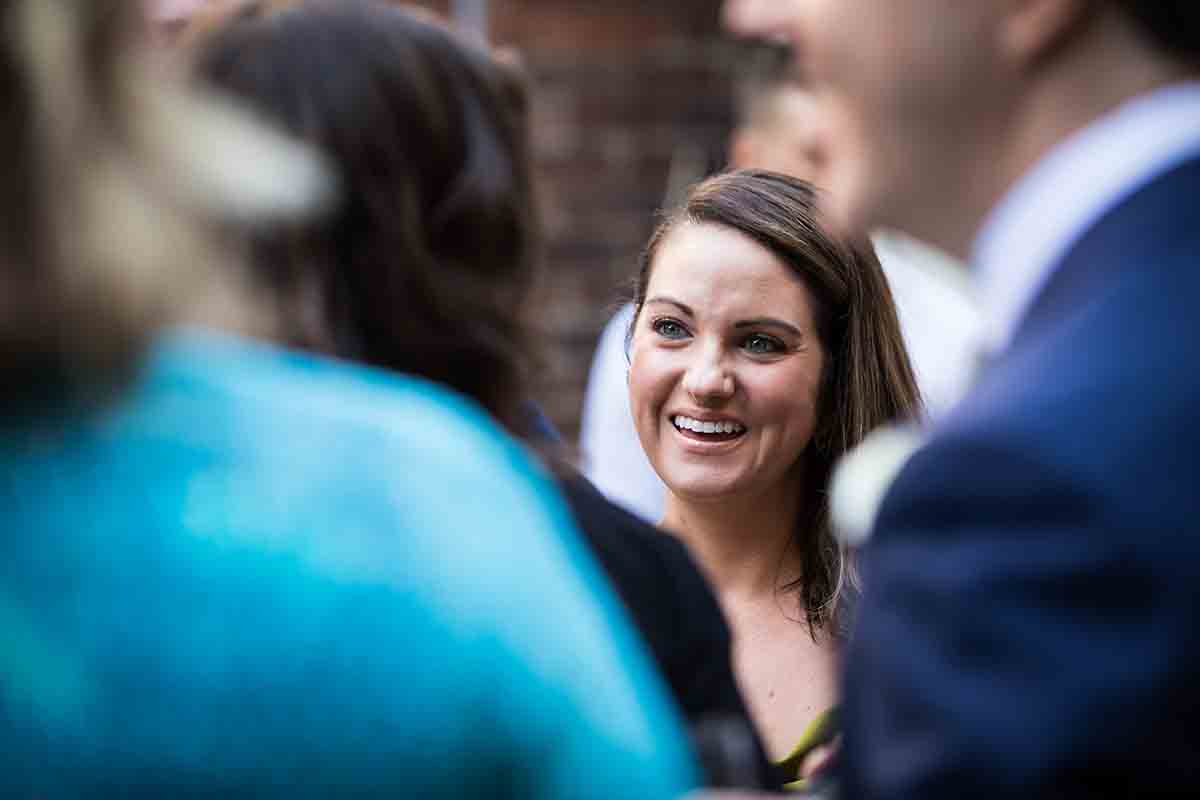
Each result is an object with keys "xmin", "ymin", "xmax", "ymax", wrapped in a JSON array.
[
  {"xmin": 735, "ymin": 317, "xmax": 803, "ymax": 336},
  {"xmin": 643, "ymin": 296, "xmax": 693, "ymax": 316}
]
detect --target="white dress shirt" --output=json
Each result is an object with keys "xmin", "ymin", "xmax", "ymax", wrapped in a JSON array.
[
  {"xmin": 871, "ymin": 231, "xmax": 980, "ymax": 417},
  {"xmin": 972, "ymin": 82, "xmax": 1200, "ymax": 358}
]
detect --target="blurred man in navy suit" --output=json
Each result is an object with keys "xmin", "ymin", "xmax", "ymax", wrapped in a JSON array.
[{"xmin": 725, "ymin": 1, "xmax": 1200, "ymax": 797}]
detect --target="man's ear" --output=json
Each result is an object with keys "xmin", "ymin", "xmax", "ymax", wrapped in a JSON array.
[{"xmin": 1001, "ymin": 0, "xmax": 1092, "ymax": 65}]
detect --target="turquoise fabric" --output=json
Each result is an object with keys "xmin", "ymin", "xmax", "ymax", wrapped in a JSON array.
[{"xmin": 0, "ymin": 330, "xmax": 697, "ymax": 797}]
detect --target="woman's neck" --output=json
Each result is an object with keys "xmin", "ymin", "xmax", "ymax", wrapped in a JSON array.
[{"xmin": 661, "ymin": 482, "xmax": 803, "ymax": 600}]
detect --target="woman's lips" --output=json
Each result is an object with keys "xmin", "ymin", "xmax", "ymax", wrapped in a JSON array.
[{"xmin": 671, "ymin": 414, "xmax": 747, "ymax": 443}]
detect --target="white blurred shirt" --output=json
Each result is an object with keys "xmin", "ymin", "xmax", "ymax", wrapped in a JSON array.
[
  {"xmin": 871, "ymin": 231, "xmax": 980, "ymax": 418},
  {"xmin": 579, "ymin": 304, "xmax": 666, "ymax": 523}
]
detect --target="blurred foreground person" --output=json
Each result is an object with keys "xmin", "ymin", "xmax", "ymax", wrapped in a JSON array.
[
  {"xmin": 189, "ymin": 0, "xmax": 772, "ymax": 788},
  {"xmin": 1, "ymin": 1, "xmax": 697, "ymax": 796},
  {"xmin": 728, "ymin": 0, "xmax": 1200, "ymax": 797}
]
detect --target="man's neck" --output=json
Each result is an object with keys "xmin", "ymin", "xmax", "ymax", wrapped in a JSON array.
[{"xmin": 939, "ymin": 10, "xmax": 1198, "ymax": 260}]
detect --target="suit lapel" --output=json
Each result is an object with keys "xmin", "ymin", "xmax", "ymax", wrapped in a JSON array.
[{"xmin": 1006, "ymin": 154, "xmax": 1200, "ymax": 357}]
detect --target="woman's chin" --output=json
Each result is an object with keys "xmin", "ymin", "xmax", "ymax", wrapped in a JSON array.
[{"xmin": 664, "ymin": 474, "xmax": 748, "ymax": 504}]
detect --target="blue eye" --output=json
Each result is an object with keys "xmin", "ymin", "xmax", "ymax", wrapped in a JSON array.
[
  {"xmin": 743, "ymin": 334, "xmax": 784, "ymax": 355},
  {"xmin": 652, "ymin": 318, "xmax": 689, "ymax": 339}
]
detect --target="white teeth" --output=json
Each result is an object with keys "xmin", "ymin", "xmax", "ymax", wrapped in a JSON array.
[{"xmin": 672, "ymin": 415, "xmax": 745, "ymax": 435}]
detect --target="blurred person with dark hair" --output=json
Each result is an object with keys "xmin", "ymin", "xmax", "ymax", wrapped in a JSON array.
[
  {"xmin": 627, "ymin": 170, "xmax": 921, "ymax": 789},
  {"xmin": 723, "ymin": 0, "xmax": 1200, "ymax": 798},
  {"xmin": 0, "ymin": 0, "xmax": 700, "ymax": 796},
  {"xmin": 187, "ymin": 0, "xmax": 776, "ymax": 788}
]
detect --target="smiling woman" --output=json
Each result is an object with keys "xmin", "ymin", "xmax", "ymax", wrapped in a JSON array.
[
  {"xmin": 627, "ymin": 169, "xmax": 921, "ymax": 779},
  {"xmin": 632, "ymin": 221, "xmax": 825, "ymax": 504}
]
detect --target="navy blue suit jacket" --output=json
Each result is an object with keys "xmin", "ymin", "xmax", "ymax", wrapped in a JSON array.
[{"xmin": 842, "ymin": 155, "xmax": 1200, "ymax": 798}]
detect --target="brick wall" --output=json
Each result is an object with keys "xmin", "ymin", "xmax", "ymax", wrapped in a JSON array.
[{"xmin": 488, "ymin": 0, "xmax": 737, "ymax": 441}]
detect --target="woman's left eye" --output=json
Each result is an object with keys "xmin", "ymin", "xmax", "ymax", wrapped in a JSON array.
[{"xmin": 742, "ymin": 334, "xmax": 784, "ymax": 355}]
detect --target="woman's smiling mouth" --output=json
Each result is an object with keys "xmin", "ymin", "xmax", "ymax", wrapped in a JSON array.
[{"xmin": 672, "ymin": 414, "xmax": 747, "ymax": 442}]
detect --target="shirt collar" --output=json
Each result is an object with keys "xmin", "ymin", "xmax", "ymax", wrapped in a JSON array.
[{"xmin": 971, "ymin": 81, "xmax": 1200, "ymax": 357}]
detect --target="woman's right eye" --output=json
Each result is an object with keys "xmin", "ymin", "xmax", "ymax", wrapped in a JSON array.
[{"xmin": 651, "ymin": 318, "xmax": 689, "ymax": 339}]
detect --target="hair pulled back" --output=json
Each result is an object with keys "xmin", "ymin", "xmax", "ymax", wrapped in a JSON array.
[{"xmin": 193, "ymin": 0, "xmax": 538, "ymax": 434}]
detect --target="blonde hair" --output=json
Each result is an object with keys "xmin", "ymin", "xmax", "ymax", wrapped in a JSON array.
[{"xmin": 0, "ymin": 0, "xmax": 333, "ymax": 416}]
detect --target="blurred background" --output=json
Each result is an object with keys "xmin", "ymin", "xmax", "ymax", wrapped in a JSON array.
[{"xmin": 157, "ymin": 0, "xmax": 741, "ymax": 442}]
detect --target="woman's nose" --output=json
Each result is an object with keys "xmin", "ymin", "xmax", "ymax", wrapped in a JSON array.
[{"xmin": 682, "ymin": 347, "xmax": 735, "ymax": 404}]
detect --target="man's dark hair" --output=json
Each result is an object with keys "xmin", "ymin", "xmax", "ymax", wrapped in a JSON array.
[{"xmin": 1113, "ymin": 1, "xmax": 1200, "ymax": 61}]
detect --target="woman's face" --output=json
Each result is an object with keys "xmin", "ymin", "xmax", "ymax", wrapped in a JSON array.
[{"xmin": 628, "ymin": 221, "xmax": 825, "ymax": 504}]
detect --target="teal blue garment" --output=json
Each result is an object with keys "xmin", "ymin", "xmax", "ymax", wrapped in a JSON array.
[{"xmin": 0, "ymin": 330, "xmax": 698, "ymax": 798}]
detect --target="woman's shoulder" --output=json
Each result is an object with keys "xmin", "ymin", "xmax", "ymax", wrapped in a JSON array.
[
  {"xmin": 147, "ymin": 328, "xmax": 503, "ymax": 441},
  {"xmin": 559, "ymin": 476, "xmax": 720, "ymax": 616}
]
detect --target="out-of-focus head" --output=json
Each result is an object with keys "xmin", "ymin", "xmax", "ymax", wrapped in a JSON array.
[
  {"xmin": 722, "ymin": 0, "xmax": 1023, "ymax": 251},
  {"xmin": 191, "ymin": 0, "xmax": 537, "ymax": 434},
  {"xmin": 729, "ymin": 44, "xmax": 822, "ymax": 182},
  {"xmin": 722, "ymin": 0, "xmax": 1200, "ymax": 254},
  {"xmin": 628, "ymin": 170, "xmax": 921, "ymax": 633},
  {"xmin": 0, "ymin": 0, "xmax": 330, "ymax": 418}
]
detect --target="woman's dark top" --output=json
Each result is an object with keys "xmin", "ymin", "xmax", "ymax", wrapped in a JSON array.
[{"xmin": 560, "ymin": 476, "xmax": 781, "ymax": 790}]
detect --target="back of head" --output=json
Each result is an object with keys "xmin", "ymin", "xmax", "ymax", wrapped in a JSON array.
[{"xmin": 191, "ymin": 0, "xmax": 538, "ymax": 434}]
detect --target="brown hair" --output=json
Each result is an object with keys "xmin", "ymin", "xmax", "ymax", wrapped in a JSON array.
[
  {"xmin": 190, "ymin": 0, "xmax": 539, "ymax": 435},
  {"xmin": 632, "ymin": 169, "xmax": 922, "ymax": 635}
]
